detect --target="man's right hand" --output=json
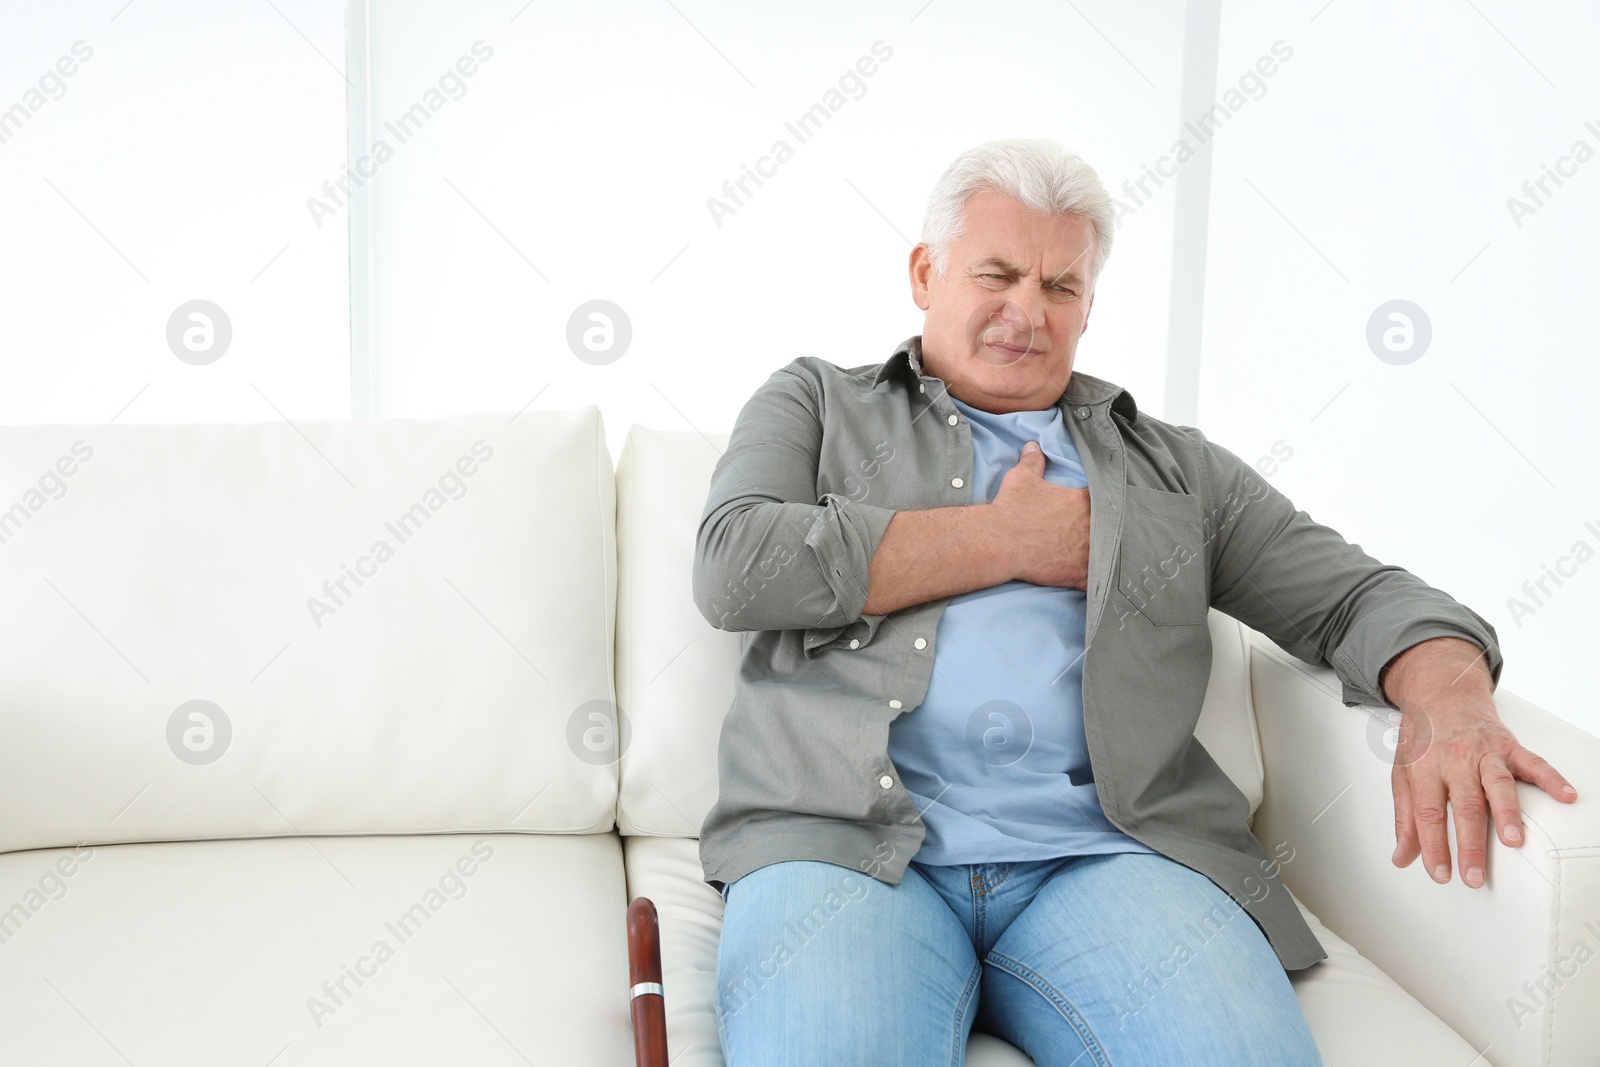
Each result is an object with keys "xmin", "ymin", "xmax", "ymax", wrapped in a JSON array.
[{"xmin": 990, "ymin": 441, "xmax": 1092, "ymax": 591}]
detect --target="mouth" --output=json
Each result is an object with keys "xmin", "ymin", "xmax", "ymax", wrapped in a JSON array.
[{"xmin": 983, "ymin": 340, "xmax": 1043, "ymax": 359}]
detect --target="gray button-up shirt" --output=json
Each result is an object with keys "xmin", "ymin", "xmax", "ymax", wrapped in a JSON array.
[{"xmin": 693, "ymin": 334, "xmax": 1503, "ymax": 971}]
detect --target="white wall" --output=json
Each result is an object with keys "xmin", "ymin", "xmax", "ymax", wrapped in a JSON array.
[
  {"xmin": 1199, "ymin": 0, "xmax": 1599, "ymax": 734},
  {"xmin": 0, "ymin": 0, "xmax": 350, "ymax": 424},
  {"xmin": 358, "ymin": 0, "xmax": 1191, "ymax": 461}
]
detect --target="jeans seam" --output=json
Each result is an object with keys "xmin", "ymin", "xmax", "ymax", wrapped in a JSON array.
[
  {"xmin": 973, "ymin": 891, "xmax": 986, "ymax": 952},
  {"xmin": 946, "ymin": 960, "xmax": 983, "ymax": 1067},
  {"xmin": 985, "ymin": 950, "xmax": 1113, "ymax": 1067}
]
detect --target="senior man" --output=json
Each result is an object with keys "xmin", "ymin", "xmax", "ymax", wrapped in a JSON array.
[{"xmin": 691, "ymin": 138, "xmax": 1577, "ymax": 1066}]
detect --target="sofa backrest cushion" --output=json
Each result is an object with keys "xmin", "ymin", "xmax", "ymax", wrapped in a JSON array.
[
  {"xmin": 615, "ymin": 424, "xmax": 1265, "ymax": 840},
  {"xmin": 0, "ymin": 409, "xmax": 618, "ymax": 855}
]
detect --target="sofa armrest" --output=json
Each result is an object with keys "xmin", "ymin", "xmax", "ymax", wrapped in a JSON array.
[{"xmin": 1245, "ymin": 630, "xmax": 1600, "ymax": 1067}]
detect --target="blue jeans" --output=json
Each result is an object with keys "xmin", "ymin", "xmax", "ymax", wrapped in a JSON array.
[{"xmin": 715, "ymin": 852, "xmax": 1322, "ymax": 1066}]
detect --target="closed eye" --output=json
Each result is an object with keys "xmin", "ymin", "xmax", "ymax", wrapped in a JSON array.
[{"xmin": 981, "ymin": 273, "xmax": 1075, "ymax": 292}]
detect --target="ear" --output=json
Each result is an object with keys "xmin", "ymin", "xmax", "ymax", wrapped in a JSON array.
[{"xmin": 909, "ymin": 243, "xmax": 933, "ymax": 311}]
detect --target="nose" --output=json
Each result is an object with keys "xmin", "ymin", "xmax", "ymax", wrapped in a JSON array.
[{"xmin": 990, "ymin": 297, "xmax": 1046, "ymax": 350}]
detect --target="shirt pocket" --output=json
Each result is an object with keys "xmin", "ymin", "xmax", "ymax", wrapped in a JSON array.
[{"xmin": 1114, "ymin": 485, "xmax": 1209, "ymax": 626}]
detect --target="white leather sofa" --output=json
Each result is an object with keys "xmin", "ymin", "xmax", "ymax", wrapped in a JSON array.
[{"xmin": 0, "ymin": 408, "xmax": 1594, "ymax": 1066}]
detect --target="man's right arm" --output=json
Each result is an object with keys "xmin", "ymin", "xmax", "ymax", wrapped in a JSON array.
[
  {"xmin": 692, "ymin": 368, "xmax": 1089, "ymax": 631},
  {"xmin": 864, "ymin": 440, "xmax": 1089, "ymax": 614},
  {"xmin": 691, "ymin": 365, "xmax": 958, "ymax": 632}
]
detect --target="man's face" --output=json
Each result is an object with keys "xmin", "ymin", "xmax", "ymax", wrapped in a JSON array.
[{"xmin": 909, "ymin": 188, "xmax": 1097, "ymax": 414}]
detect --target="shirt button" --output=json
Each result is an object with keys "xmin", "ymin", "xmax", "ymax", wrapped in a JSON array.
[
  {"xmin": 1076, "ymin": 406, "xmax": 1090, "ymax": 418},
  {"xmin": 849, "ymin": 639, "xmax": 860, "ymax": 649},
  {"xmin": 920, "ymin": 383, "xmax": 927, "ymax": 393},
  {"xmin": 913, "ymin": 637, "xmax": 927, "ymax": 650},
  {"xmin": 946, "ymin": 414, "xmax": 958, "ymax": 426},
  {"xmin": 888, "ymin": 699, "xmax": 903, "ymax": 709},
  {"xmin": 951, "ymin": 477, "xmax": 964, "ymax": 488},
  {"xmin": 879, "ymin": 775, "xmax": 894, "ymax": 789}
]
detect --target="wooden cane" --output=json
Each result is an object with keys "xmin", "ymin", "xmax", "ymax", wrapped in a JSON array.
[{"xmin": 627, "ymin": 895, "xmax": 669, "ymax": 1067}]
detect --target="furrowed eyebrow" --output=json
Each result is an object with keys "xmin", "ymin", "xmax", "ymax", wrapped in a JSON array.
[{"xmin": 973, "ymin": 258, "xmax": 1085, "ymax": 287}]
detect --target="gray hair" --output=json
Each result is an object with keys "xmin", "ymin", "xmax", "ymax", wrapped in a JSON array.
[{"xmin": 919, "ymin": 138, "xmax": 1114, "ymax": 285}]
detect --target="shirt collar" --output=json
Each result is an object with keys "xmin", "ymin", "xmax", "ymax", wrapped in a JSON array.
[{"xmin": 875, "ymin": 334, "xmax": 1138, "ymax": 424}]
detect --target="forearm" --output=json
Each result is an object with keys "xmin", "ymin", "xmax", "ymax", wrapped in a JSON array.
[
  {"xmin": 861, "ymin": 504, "xmax": 1016, "ymax": 616},
  {"xmin": 1379, "ymin": 636, "xmax": 1497, "ymax": 714},
  {"xmin": 694, "ymin": 496, "xmax": 896, "ymax": 632}
]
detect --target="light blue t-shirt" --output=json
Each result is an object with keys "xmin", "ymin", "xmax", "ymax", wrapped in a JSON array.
[{"xmin": 887, "ymin": 395, "xmax": 1158, "ymax": 866}]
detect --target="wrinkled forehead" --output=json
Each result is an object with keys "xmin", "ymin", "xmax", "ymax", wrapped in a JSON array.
[{"xmin": 950, "ymin": 197, "xmax": 1098, "ymax": 282}]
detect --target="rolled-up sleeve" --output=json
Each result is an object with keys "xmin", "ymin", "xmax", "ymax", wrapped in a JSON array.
[
  {"xmin": 1196, "ymin": 427, "xmax": 1503, "ymax": 708},
  {"xmin": 693, "ymin": 367, "xmax": 898, "ymax": 633}
]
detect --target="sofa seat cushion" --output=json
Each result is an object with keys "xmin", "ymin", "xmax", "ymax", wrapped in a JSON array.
[
  {"xmin": 622, "ymin": 835, "xmax": 1485, "ymax": 1065},
  {"xmin": 0, "ymin": 832, "xmax": 633, "ymax": 1065}
]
